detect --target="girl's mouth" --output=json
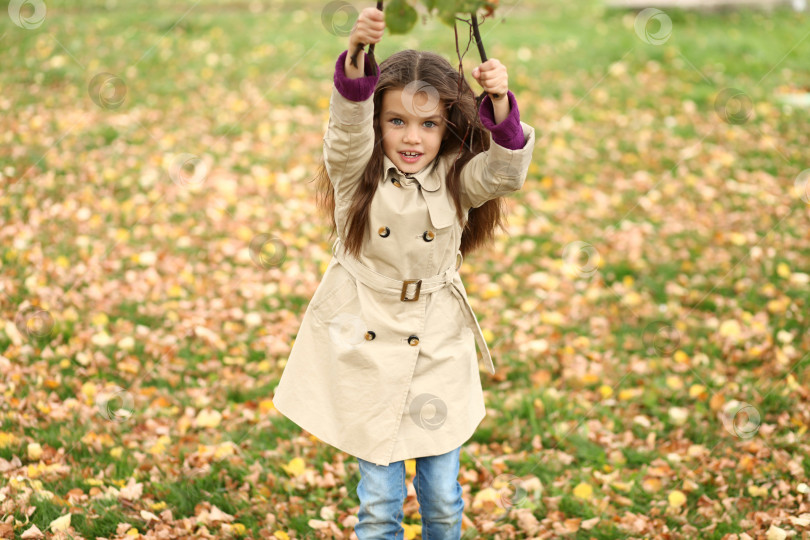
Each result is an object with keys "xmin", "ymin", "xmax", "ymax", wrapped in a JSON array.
[{"xmin": 400, "ymin": 152, "xmax": 422, "ymax": 163}]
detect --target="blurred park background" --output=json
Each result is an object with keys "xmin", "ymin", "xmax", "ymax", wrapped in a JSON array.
[{"xmin": 1, "ymin": 0, "xmax": 809, "ymax": 538}]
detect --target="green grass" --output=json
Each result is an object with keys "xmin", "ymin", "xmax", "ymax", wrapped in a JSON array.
[{"xmin": 2, "ymin": 0, "xmax": 809, "ymax": 537}]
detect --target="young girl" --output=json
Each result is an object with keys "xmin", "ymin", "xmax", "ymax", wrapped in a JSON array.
[{"xmin": 272, "ymin": 6, "xmax": 535, "ymax": 539}]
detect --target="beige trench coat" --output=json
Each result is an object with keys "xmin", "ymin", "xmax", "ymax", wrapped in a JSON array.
[{"xmin": 272, "ymin": 85, "xmax": 536, "ymax": 466}]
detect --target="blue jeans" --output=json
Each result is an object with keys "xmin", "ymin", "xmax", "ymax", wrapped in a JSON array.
[{"xmin": 355, "ymin": 446, "xmax": 464, "ymax": 540}]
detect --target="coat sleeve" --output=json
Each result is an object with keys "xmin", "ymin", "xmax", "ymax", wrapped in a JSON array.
[
  {"xmin": 459, "ymin": 91, "xmax": 536, "ymax": 210},
  {"xmin": 324, "ymin": 50, "xmax": 379, "ymax": 203}
]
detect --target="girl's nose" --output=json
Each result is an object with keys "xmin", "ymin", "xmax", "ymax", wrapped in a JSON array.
[{"xmin": 403, "ymin": 125, "xmax": 420, "ymax": 143}]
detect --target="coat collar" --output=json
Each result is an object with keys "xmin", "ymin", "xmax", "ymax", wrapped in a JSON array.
[
  {"xmin": 382, "ymin": 154, "xmax": 455, "ymax": 230},
  {"xmin": 382, "ymin": 155, "xmax": 441, "ymax": 192}
]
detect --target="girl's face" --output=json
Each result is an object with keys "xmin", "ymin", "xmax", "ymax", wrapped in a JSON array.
[{"xmin": 380, "ymin": 87, "xmax": 447, "ymax": 174}]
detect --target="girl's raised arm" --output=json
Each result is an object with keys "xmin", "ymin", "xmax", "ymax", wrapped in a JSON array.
[
  {"xmin": 459, "ymin": 59, "xmax": 536, "ymax": 210},
  {"xmin": 323, "ymin": 7, "xmax": 385, "ymax": 202}
]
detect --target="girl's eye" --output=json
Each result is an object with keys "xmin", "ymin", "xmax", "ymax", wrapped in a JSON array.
[
  {"xmin": 390, "ymin": 118, "xmax": 404, "ymax": 126},
  {"xmin": 424, "ymin": 121, "xmax": 437, "ymax": 128}
]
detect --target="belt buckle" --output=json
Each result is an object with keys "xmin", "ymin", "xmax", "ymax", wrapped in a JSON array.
[{"xmin": 401, "ymin": 279, "xmax": 422, "ymax": 301}]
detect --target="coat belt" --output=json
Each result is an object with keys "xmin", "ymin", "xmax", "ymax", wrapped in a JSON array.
[{"xmin": 331, "ymin": 238, "xmax": 495, "ymax": 374}]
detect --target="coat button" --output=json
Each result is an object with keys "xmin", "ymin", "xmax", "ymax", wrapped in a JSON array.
[
  {"xmin": 391, "ymin": 178, "xmax": 402, "ymax": 188},
  {"xmin": 365, "ymin": 331, "xmax": 376, "ymax": 341},
  {"xmin": 422, "ymin": 230, "xmax": 435, "ymax": 242},
  {"xmin": 378, "ymin": 226, "xmax": 390, "ymax": 238},
  {"xmin": 408, "ymin": 335, "xmax": 419, "ymax": 346}
]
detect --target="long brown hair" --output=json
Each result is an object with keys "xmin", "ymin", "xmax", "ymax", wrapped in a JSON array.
[{"xmin": 312, "ymin": 49, "xmax": 510, "ymax": 261}]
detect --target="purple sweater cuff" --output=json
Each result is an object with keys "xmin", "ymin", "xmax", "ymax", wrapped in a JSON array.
[
  {"xmin": 334, "ymin": 49, "xmax": 379, "ymax": 102},
  {"xmin": 479, "ymin": 90, "xmax": 525, "ymax": 150}
]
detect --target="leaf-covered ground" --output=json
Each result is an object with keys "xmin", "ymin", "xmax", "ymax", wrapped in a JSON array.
[{"xmin": 2, "ymin": 0, "xmax": 810, "ymax": 538}]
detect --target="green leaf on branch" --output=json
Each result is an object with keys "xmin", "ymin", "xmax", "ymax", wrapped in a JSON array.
[
  {"xmin": 386, "ymin": 0, "xmax": 419, "ymax": 34},
  {"xmin": 419, "ymin": 0, "xmax": 499, "ymax": 29},
  {"xmin": 383, "ymin": 0, "xmax": 500, "ymax": 34}
]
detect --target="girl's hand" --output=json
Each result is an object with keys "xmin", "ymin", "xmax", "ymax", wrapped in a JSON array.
[
  {"xmin": 349, "ymin": 7, "xmax": 385, "ymax": 52},
  {"xmin": 472, "ymin": 59, "xmax": 509, "ymax": 100}
]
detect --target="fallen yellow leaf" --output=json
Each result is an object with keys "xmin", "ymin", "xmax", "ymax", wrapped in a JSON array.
[
  {"xmin": 581, "ymin": 373, "xmax": 599, "ymax": 385},
  {"xmin": 748, "ymin": 485, "xmax": 768, "ymax": 497},
  {"xmin": 642, "ymin": 477, "xmax": 662, "ymax": 493},
  {"xmin": 402, "ymin": 523, "xmax": 417, "ymax": 539},
  {"xmin": 673, "ymin": 350, "xmax": 690, "ymax": 364},
  {"xmin": 573, "ymin": 482, "xmax": 593, "ymax": 500},
  {"xmin": 49, "ymin": 514, "xmax": 71, "ymax": 533},
  {"xmin": 195, "ymin": 408, "xmax": 222, "ymax": 428},
  {"xmin": 27, "ymin": 443, "xmax": 42, "ymax": 460},
  {"xmin": 668, "ymin": 490, "xmax": 686, "ymax": 508},
  {"xmin": 718, "ymin": 320, "xmax": 742, "ymax": 339},
  {"xmin": 668, "ymin": 406, "xmax": 689, "ymax": 426},
  {"xmin": 282, "ymin": 457, "xmax": 306, "ymax": 477},
  {"xmin": 481, "ymin": 283, "xmax": 502, "ymax": 300},
  {"xmin": 689, "ymin": 384, "xmax": 706, "ymax": 399},
  {"xmin": 611, "ymin": 481, "xmax": 632, "ymax": 492}
]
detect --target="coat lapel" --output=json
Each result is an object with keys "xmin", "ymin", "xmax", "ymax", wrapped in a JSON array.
[{"xmin": 382, "ymin": 155, "xmax": 456, "ymax": 230}]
